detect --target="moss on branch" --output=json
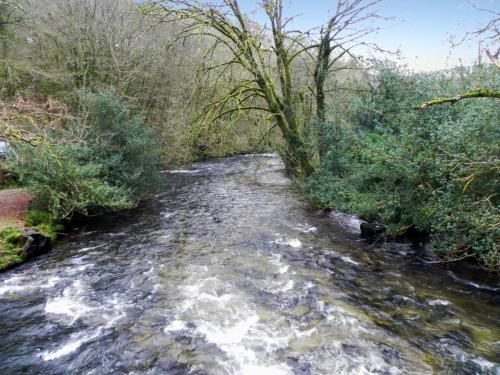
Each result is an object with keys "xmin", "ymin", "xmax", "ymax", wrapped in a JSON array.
[{"xmin": 414, "ymin": 88, "xmax": 500, "ymax": 110}]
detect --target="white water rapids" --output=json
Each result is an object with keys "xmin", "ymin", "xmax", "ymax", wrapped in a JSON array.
[{"xmin": 0, "ymin": 155, "xmax": 498, "ymax": 374}]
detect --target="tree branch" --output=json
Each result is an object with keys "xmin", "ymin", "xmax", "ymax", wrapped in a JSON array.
[{"xmin": 414, "ymin": 88, "xmax": 500, "ymax": 110}]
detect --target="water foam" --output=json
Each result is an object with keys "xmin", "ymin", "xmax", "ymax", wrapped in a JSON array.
[
  {"xmin": 78, "ymin": 244, "xmax": 105, "ymax": 253},
  {"xmin": 273, "ymin": 279, "xmax": 295, "ymax": 293},
  {"xmin": 0, "ymin": 275, "xmax": 60, "ymax": 296},
  {"xmin": 273, "ymin": 238, "xmax": 302, "ymax": 248},
  {"xmin": 164, "ymin": 320, "xmax": 187, "ymax": 333},
  {"xmin": 269, "ymin": 254, "xmax": 290, "ymax": 274},
  {"xmin": 40, "ymin": 328, "xmax": 102, "ymax": 361},
  {"xmin": 428, "ymin": 299, "xmax": 450, "ymax": 306},
  {"xmin": 45, "ymin": 280, "xmax": 92, "ymax": 324},
  {"xmin": 340, "ymin": 256, "xmax": 360, "ymax": 266},
  {"xmin": 295, "ymin": 224, "xmax": 318, "ymax": 234},
  {"xmin": 165, "ymin": 275, "xmax": 292, "ymax": 375},
  {"xmin": 42, "ymin": 289, "xmax": 127, "ymax": 361},
  {"xmin": 168, "ymin": 169, "xmax": 201, "ymax": 174}
]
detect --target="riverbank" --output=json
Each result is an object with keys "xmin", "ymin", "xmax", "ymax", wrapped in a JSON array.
[
  {"xmin": 0, "ymin": 189, "xmax": 31, "ymax": 229},
  {"xmin": 0, "ymin": 189, "xmax": 52, "ymax": 271}
]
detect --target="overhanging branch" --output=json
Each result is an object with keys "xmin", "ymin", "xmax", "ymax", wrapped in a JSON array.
[{"xmin": 414, "ymin": 88, "xmax": 500, "ymax": 110}]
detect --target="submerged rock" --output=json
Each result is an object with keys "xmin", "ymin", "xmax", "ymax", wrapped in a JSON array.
[
  {"xmin": 360, "ymin": 222, "xmax": 387, "ymax": 238},
  {"xmin": 378, "ymin": 342, "xmax": 401, "ymax": 364},
  {"xmin": 21, "ymin": 230, "xmax": 52, "ymax": 260}
]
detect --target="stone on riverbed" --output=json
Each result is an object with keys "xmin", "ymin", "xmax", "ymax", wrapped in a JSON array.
[
  {"xmin": 21, "ymin": 230, "xmax": 52, "ymax": 259},
  {"xmin": 360, "ymin": 222, "xmax": 387, "ymax": 238}
]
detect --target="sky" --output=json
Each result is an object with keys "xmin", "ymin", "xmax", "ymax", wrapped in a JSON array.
[{"xmin": 239, "ymin": 0, "xmax": 499, "ymax": 72}]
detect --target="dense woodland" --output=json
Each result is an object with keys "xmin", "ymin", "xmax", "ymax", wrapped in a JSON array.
[{"xmin": 0, "ymin": 0, "xmax": 498, "ymax": 270}]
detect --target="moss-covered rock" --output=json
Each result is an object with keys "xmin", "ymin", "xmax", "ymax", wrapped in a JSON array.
[
  {"xmin": 0, "ymin": 227, "xmax": 52, "ymax": 272},
  {"xmin": 0, "ymin": 227, "xmax": 26, "ymax": 271},
  {"xmin": 25, "ymin": 209, "xmax": 63, "ymax": 242}
]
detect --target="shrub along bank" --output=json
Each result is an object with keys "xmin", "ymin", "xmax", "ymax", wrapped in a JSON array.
[
  {"xmin": 306, "ymin": 64, "xmax": 499, "ymax": 271},
  {"xmin": 0, "ymin": 90, "xmax": 165, "ymax": 270}
]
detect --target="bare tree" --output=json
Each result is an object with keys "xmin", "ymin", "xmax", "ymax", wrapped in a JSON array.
[
  {"xmin": 416, "ymin": 1, "xmax": 500, "ymax": 110},
  {"xmin": 148, "ymin": 0, "xmax": 395, "ymax": 173},
  {"xmin": 0, "ymin": 0, "xmax": 23, "ymax": 34},
  {"xmin": 0, "ymin": 0, "xmax": 24, "ymax": 56},
  {"xmin": 451, "ymin": 0, "xmax": 499, "ymax": 67},
  {"xmin": 149, "ymin": 0, "xmax": 319, "ymax": 174},
  {"xmin": 313, "ymin": 0, "xmax": 390, "ymax": 122},
  {"xmin": 312, "ymin": 0, "xmax": 392, "ymax": 157}
]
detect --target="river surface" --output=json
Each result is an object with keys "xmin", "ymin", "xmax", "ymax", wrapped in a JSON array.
[{"xmin": 0, "ymin": 154, "xmax": 499, "ymax": 374}]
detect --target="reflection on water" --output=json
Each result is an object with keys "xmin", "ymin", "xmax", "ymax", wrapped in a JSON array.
[{"xmin": 0, "ymin": 154, "xmax": 498, "ymax": 374}]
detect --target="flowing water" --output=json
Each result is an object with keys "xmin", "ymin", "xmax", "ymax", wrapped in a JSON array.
[{"xmin": 0, "ymin": 154, "xmax": 499, "ymax": 374}]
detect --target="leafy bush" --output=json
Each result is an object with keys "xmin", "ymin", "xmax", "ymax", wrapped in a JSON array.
[
  {"xmin": 307, "ymin": 64, "xmax": 500, "ymax": 270},
  {"xmin": 0, "ymin": 228, "xmax": 23, "ymax": 249},
  {"xmin": 13, "ymin": 91, "xmax": 164, "ymax": 220},
  {"xmin": 0, "ymin": 227, "xmax": 25, "ymax": 271},
  {"xmin": 25, "ymin": 209, "xmax": 63, "ymax": 241}
]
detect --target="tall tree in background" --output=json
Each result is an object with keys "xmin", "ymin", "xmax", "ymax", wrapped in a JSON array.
[
  {"xmin": 0, "ymin": 0, "xmax": 21, "ymax": 35},
  {"xmin": 312, "ymin": 0, "xmax": 391, "ymax": 156},
  {"xmin": 150, "ymin": 0, "xmax": 314, "ymax": 174},
  {"xmin": 416, "ymin": 0, "xmax": 499, "ymax": 110},
  {"xmin": 150, "ymin": 0, "xmax": 390, "ymax": 175},
  {"xmin": 0, "ymin": 0, "xmax": 23, "ymax": 56}
]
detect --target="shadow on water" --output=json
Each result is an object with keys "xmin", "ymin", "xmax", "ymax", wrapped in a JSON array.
[{"xmin": 0, "ymin": 154, "xmax": 498, "ymax": 374}]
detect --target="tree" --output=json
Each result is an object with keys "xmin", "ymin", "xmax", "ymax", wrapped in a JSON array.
[
  {"xmin": 451, "ymin": 0, "xmax": 499, "ymax": 67},
  {"xmin": 0, "ymin": 0, "xmax": 23, "ymax": 56},
  {"xmin": 313, "ymin": 0, "xmax": 388, "ymax": 124},
  {"xmin": 414, "ymin": 88, "xmax": 500, "ymax": 110},
  {"xmin": 416, "ymin": 1, "xmax": 499, "ymax": 110},
  {"xmin": 149, "ymin": 0, "xmax": 316, "ymax": 174},
  {"xmin": 0, "ymin": 1, "xmax": 23, "ymax": 35},
  {"xmin": 149, "ymin": 0, "xmax": 392, "ymax": 173},
  {"xmin": 311, "ymin": 0, "xmax": 391, "ymax": 157},
  {"xmin": 16, "ymin": 0, "xmax": 233, "ymax": 163}
]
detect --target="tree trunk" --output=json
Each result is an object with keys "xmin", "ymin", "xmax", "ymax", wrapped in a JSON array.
[
  {"xmin": 275, "ymin": 113, "xmax": 313, "ymax": 176},
  {"xmin": 313, "ymin": 30, "xmax": 330, "ymax": 158}
]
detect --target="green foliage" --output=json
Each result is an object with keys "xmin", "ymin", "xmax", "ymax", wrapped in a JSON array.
[
  {"xmin": 80, "ymin": 91, "xmax": 165, "ymax": 195},
  {"xmin": 0, "ymin": 227, "xmax": 25, "ymax": 271},
  {"xmin": 25, "ymin": 209, "xmax": 53, "ymax": 227},
  {"xmin": 14, "ymin": 90, "xmax": 165, "ymax": 220},
  {"xmin": 0, "ymin": 227, "xmax": 22, "ymax": 249},
  {"xmin": 307, "ymin": 64, "xmax": 500, "ymax": 270},
  {"xmin": 25, "ymin": 209, "xmax": 63, "ymax": 241}
]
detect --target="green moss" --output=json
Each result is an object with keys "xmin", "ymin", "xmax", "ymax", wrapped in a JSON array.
[
  {"xmin": 25, "ymin": 209, "xmax": 52, "ymax": 227},
  {"xmin": 25, "ymin": 210, "xmax": 62, "ymax": 242},
  {"xmin": 32, "ymin": 223, "xmax": 61, "ymax": 242},
  {"xmin": 0, "ymin": 228, "xmax": 22, "ymax": 248},
  {"xmin": 414, "ymin": 88, "xmax": 500, "ymax": 110},
  {"xmin": 0, "ymin": 212, "xmax": 60, "ymax": 271},
  {"xmin": 0, "ymin": 228, "xmax": 26, "ymax": 271}
]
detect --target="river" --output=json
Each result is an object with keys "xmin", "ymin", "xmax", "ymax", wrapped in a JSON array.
[{"xmin": 0, "ymin": 154, "xmax": 499, "ymax": 374}]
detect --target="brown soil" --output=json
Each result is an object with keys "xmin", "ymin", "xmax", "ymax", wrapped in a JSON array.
[{"xmin": 0, "ymin": 189, "xmax": 32, "ymax": 229}]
